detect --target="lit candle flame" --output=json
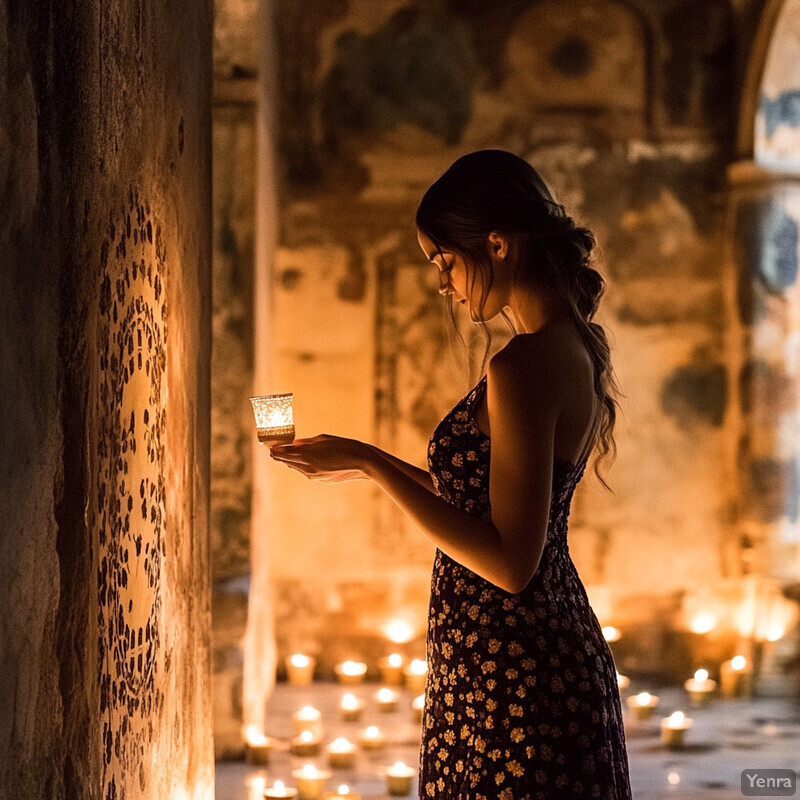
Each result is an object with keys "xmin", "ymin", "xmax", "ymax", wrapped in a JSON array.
[
  {"xmin": 365, "ymin": 725, "xmax": 379, "ymax": 738},
  {"xmin": 668, "ymin": 711, "xmax": 685, "ymax": 725},
  {"xmin": 408, "ymin": 658, "xmax": 427, "ymax": 675},
  {"xmin": 341, "ymin": 693, "xmax": 359, "ymax": 710},
  {"xmin": 300, "ymin": 764, "xmax": 318, "ymax": 778},
  {"xmin": 297, "ymin": 705, "xmax": 319, "ymax": 719},
  {"xmin": 636, "ymin": 692, "xmax": 652, "ymax": 705},
  {"xmin": 340, "ymin": 660, "xmax": 366, "ymax": 676},
  {"xmin": 602, "ymin": 626, "xmax": 621, "ymax": 642},
  {"xmin": 338, "ymin": 787, "xmax": 349, "ymax": 796},
  {"xmin": 694, "ymin": 669, "xmax": 709, "ymax": 683},
  {"xmin": 377, "ymin": 688, "xmax": 396, "ymax": 702},
  {"xmin": 273, "ymin": 782, "xmax": 285, "ymax": 792},
  {"xmin": 388, "ymin": 653, "xmax": 402, "ymax": 667},
  {"xmin": 300, "ymin": 730, "xmax": 314, "ymax": 743},
  {"xmin": 689, "ymin": 612, "xmax": 716, "ymax": 634},
  {"xmin": 385, "ymin": 619, "xmax": 415, "ymax": 644},
  {"xmin": 291, "ymin": 653, "xmax": 311, "ymax": 668},
  {"xmin": 731, "ymin": 655, "xmax": 747, "ymax": 671}
]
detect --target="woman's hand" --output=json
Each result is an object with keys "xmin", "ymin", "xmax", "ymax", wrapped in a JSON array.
[{"xmin": 269, "ymin": 434, "xmax": 373, "ymax": 483}]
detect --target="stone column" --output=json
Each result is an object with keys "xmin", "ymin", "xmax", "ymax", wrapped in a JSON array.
[
  {"xmin": 727, "ymin": 160, "xmax": 800, "ymax": 582},
  {"xmin": 243, "ymin": 0, "xmax": 279, "ymax": 736},
  {"xmin": 0, "ymin": 2, "xmax": 214, "ymax": 798}
]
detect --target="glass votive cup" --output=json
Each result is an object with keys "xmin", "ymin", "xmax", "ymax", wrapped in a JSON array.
[{"xmin": 250, "ymin": 392, "xmax": 295, "ymax": 446}]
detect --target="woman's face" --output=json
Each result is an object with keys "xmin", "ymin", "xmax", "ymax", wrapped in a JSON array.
[{"xmin": 417, "ymin": 229, "xmax": 506, "ymax": 322}]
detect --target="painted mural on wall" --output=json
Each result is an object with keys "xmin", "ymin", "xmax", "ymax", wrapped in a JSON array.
[
  {"xmin": 93, "ymin": 185, "xmax": 168, "ymax": 799},
  {"xmin": 756, "ymin": 0, "xmax": 800, "ymax": 170}
]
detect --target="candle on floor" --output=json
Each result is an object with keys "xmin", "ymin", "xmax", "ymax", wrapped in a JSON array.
[
  {"xmin": 379, "ymin": 653, "xmax": 404, "ymax": 685},
  {"xmin": 263, "ymin": 781, "xmax": 300, "ymax": 799},
  {"xmin": 244, "ymin": 727, "xmax": 273, "ymax": 766},
  {"xmin": 339, "ymin": 693, "xmax": 365, "ymax": 723},
  {"xmin": 403, "ymin": 659, "xmax": 427, "ymax": 693},
  {"xmin": 684, "ymin": 668, "xmax": 717, "ymax": 705},
  {"xmin": 602, "ymin": 626, "xmax": 621, "ymax": 643},
  {"xmin": 292, "ymin": 706, "xmax": 323, "ymax": 738},
  {"xmin": 292, "ymin": 764, "xmax": 332, "ymax": 800},
  {"xmin": 322, "ymin": 785, "xmax": 361, "ymax": 800},
  {"xmin": 358, "ymin": 725, "xmax": 386, "ymax": 750},
  {"xmin": 374, "ymin": 687, "xmax": 399, "ymax": 713},
  {"xmin": 326, "ymin": 737, "xmax": 357, "ymax": 769},
  {"xmin": 412, "ymin": 694, "xmax": 425, "ymax": 722},
  {"xmin": 385, "ymin": 761, "xmax": 417, "ymax": 796},
  {"xmin": 660, "ymin": 710, "xmax": 692, "ymax": 749},
  {"xmin": 335, "ymin": 660, "xmax": 368, "ymax": 685},
  {"xmin": 626, "ymin": 691, "xmax": 659, "ymax": 721},
  {"xmin": 286, "ymin": 654, "xmax": 316, "ymax": 686},
  {"xmin": 291, "ymin": 730, "xmax": 321, "ymax": 757},
  {"xmin": 720, "ymin": 655, "xmax": 752, "ymax": 698}
]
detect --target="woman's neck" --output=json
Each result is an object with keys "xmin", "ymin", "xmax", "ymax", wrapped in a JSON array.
[{"xmin": 506, "ymin": 283, "xmax": 564, "ymax": 334}]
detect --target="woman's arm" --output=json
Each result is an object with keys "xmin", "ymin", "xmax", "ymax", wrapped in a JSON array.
[
  {"xmin": 270, "ymin": 339, "xmax": 559, "ymax": 593},
  {"xmin": 368, "ymin": 445, "xmax": 436, "ymax": 493}
]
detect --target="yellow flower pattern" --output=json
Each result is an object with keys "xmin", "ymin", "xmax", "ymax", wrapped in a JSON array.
[{"xmin": 421, "ymin": 376, "xmax": 631, "ymax": 799}]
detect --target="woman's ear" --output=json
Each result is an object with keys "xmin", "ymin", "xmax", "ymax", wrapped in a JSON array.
[{"xmin": 487, "ymin": 231, "xmax": 508, "ymax": 261}]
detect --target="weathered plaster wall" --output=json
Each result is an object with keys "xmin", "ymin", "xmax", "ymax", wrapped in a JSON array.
[{"xmin": 0, "ymin": 2, "xmax": 213, "ymax": 798}]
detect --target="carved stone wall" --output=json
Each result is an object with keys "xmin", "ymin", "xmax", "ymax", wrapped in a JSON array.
[{"xmin": 0, "ymin": 2, "xmax": 213, "ymax": 798}]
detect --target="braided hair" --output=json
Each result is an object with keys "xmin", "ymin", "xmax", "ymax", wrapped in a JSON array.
[{"xmin": 415, "ymin": 149, "xmax": 620, "ymax": 486}]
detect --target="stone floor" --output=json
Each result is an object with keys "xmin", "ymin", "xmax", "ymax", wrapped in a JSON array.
[{"xmin": 215, "ymin": 681, "xmax": 800, "ymax": 799}]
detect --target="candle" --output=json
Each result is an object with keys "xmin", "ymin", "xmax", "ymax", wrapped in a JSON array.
[
  {"xmin": 358, "ymin": 725, "xmax": 386, "ymax": 750},
  {"xmin": 334, "ymin": 660, "xmax": 368, "ymax": 685},
  {"xmin": 339, "ymin": 693, "xmax": 365, "ymax": 722},
  {"xmin": 286, "ymin": 654, "xmax": 316, "ymax": 686},
  {"xmin": 720, "ymin": 655, "xmax": 752, "ymax": 698},
  {"xmin": 292, "ymin": 764, "xmax": 332, "ymax": 800},
  {"xmin": 602, "ymin": 626, "xmax": 621, "ymax": 643},
  {"xmin": 616, "ymin": 672, "xmax": 630, "ymax": 691},
  {"xmin": 291, "ymin": 730, "xmax": 321, "ymax": 757},
  {"xmin": 626, "ymin": 692, "xmax": 659, "ymax": 721},
  {"xmin": 379, "ymin": 653, "xmax": 405, "ymax": 685},
  {"xmin": 250, "ymin": 392, "xmax": 295, "ymax": 446},
  {"xmin": 244, "ymin": 728, "xmax": 273, "ymax": 766},
  {"xmin": 264, "ymin": 781, "xmax": 300, "ymax": 799},
  {"xmin": 684, "ymin": 668, "xmax": 717, "ymax": 705},
  {"xmin": 660, "ymin": 711, "xmax": 693, "ymax": 749},
  {"xmin": 412, "ymin": 694, "xmax": 425, "ymax": 722},
  {"xmin": 326, "ymin": 737, "xmax": 357, "ymax": 769},
  {"xmin": 385, "ymin": 761, "xmax": 416, "ymax": 796},
  {"xmin": 292, "ymin": 706, "xmax": 323, "ymax": 738},
  {"xmin": 403, "ymin": 659, "xmax": 427, "ymax": 693},
  {"xmin": 374, "ymin": 687, "xmax": 399, "ymax": 713},
  {"xmin": 322, "ymin": 786, "xmax": 361, "ymax": 800}
]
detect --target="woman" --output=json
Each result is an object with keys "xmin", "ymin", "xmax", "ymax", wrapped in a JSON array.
[{"xmin": 270, "ymin": 150, "xmax": 632, "ymax": 799}]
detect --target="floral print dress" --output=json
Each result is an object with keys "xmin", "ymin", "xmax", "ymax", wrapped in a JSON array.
[{"xmin": 420, "ymin": 376, "xmax": 632, "ymax": 800}]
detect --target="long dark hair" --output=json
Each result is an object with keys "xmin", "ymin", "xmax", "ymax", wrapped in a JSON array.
[{"xmin": 415, "ymin": 149, "xmax": 620, "ymax": 485}]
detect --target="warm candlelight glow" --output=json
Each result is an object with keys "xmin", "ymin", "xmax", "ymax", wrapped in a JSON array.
[
  {"xmin": 359, "ymin": 724, "xmax": 385, "ymax": 750},
  {"xmin": 616, "ymin": 672, "xmax": 630, "ymax": 690},
  {"xmin": 385, "ymin": 761, "xmax": 416, "ymax": 796},
  {"xmin": 684, "ymin": 668, "xmax": 717, "ymax": 705},
  {"xmin": 694, "ymin": 668, "xmax": 708, "ymax": 682},
  {"xmin": 602, "ymin": 626, "xmax": 621, "ymax": 642},
  {"xmin": 250, "ymin": 393, "xmax": 295, "ymax": 445},
  {"xmin": 341, "ymin": 693, "xmax": 359, "ymax": 709},
  {"xmin": 337, "ymin": 788, "xmax": 350, "ymax": 796},
  {"xmin": 263, "ymin": 780, "xmax": 300, "ymax": 800},
  {"xmin": 377, "ymin": 688, "xmax": 396, "ymax": 701},
  {"xmin": 668, "ymin": 772, "xmax": 681, "ymax": 786},
  {"xmin": 291, "ymin": 654, "xmax": 311, "ymax": 668},
  {"xmin": 407, "ymin": 658, "xmax": 427, "ymax": 675},
  {"xmin": 292, "ymin": 764, "xmax": 332, "ymax": 800},
  {"xmin": 249, "ymin": 776, "xmax": 267, "ymax": 800},
  {"xmin": 626, "ymin": 691, "xmax": 659, "ymax": 720},
  {"xmin": 244, "ymin": 724, "xmax": 269, "ymax": 746},
  {"xmin": 300, "ymin": 731, "xmax": 314, "ymax": 743},
  {"xmin": 412, "ymin": 693, "xmax": 425, "ymax": 721},
  {"xmin": 731, "ymin": 655, "xmax": 747, "ymax": 671},
  {"xmin": 688, "ymin": 611, "xmax": 716, "ymax": 634},
  {"xmin": 660, "ymin": 711, "xmax": 692, "ymax": 749},
  {"xmin": 388, "ymin": 653, "xmax": 402, "ymax": 668},
  {"xmin": 327, "ymin": 738, "xmax": 357, "ymax": 768},
  {"xmin": 335, "ymin": 660, "xmax": 368, "ymax": 684},
  {"xmin": 384, "ymin": 619, "xmax": 415, "ymax": 644},
  {"xmin": 635, "ymin": 692, "xmax": 653, "ymax": 706}
]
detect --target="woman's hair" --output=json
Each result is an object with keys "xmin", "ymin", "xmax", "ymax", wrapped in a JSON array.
[{"xmin": 415, "ymin": 149, "xmax": 620, "ymax": 485}]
